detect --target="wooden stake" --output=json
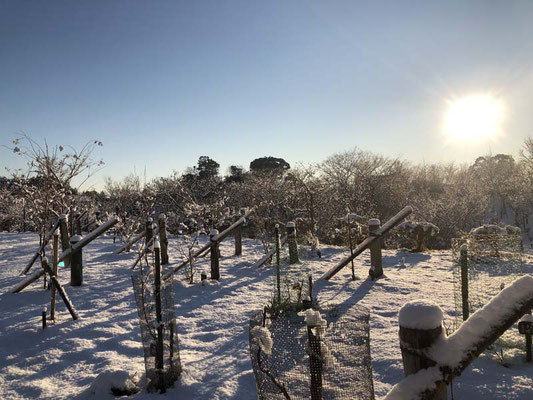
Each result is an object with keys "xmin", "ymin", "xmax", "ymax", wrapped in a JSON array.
[
  {"xmin": 234, "ymin": 224, "xmax": 242, "ymax": 256},
  {"xmin": 42, "ymin": 306, "xmax": 47, "ymax": 329},
  {"xmin": 307, "ymin": 326, "xmax": 323, "ymax": 400},
  {"xmin": 59, "ymin": 214, "xmax": 71, "ymax": 268},
  {"xmin": 210, "ymin": 229, "xmax": 220, "ymax": 280},
  {"xmin": 70, "ymin": 235, "xmax": 83, "ymax": 286},
  {"xmin": 50, "ymin": 229, "xmax": 59, "ymax": 321},
  {"xmin": 41, "ymin": 258, "xmax": 79, "ymax": 320},
  {"xmin": 368, "ymin": 219, "xmax": 383, "ymax": 279},
  {"xmin": 460, "ymin": 244, "xmax": 469, "ymax": 321},
  {"xmin": 154, "ymin": 242, "xmax": 166, "ymax": 393},
  {"xmin": 158, "ymin": 214, "xmax": 169, "ymax": 265}
]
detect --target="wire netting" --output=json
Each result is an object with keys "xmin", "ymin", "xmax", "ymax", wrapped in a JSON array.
[
  {"xmin": 132, "ymin": 270, "xmax": 182, "ymax": 390},
  {"xmin": 249, "ymin": 303, "xmax": 375, "ymax": 400},
  {"xmin": 452, "ymin": 234, "xmax": 523, "ymax": 355}
]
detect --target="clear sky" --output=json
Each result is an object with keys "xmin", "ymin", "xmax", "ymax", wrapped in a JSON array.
[{"xmin": 1, "ymin": 0, "xmax": 533, "ymax": 190}]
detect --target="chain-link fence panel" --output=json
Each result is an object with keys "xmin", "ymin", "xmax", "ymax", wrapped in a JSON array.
[
  {"xmin": 132, "ymin": 271, "xmax": 182, "ymax": 390},
  {"xmin": 452, "ymin": 234, "xmax": 523, "ymax": 356},
  {"xmin": 249, "ymin": 303, "xmax": 374, "ymax": 400}
]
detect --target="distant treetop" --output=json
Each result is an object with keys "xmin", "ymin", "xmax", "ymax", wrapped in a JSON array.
[{"xmin": 249, "ymin": 156, "xmax": 290, "ymax": 173}]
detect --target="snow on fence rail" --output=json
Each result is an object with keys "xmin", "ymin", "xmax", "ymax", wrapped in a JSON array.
[
  {"xmin": 384, "ymin": 275, "xmax": 533, "ymax": 400},
  {"xmin": 322, "ymin": 206, "xmax": 413, "ymax": 281}
]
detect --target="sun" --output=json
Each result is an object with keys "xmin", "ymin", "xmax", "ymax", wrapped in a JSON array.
[{"xmin": 444, "ymin": 95, "xmax": 505, "ymax": 142}]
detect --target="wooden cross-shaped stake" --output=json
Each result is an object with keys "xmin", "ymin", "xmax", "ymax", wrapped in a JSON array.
[{"xmin": 41, "ymin": 258, "xmax": 79, "ymax": 321}]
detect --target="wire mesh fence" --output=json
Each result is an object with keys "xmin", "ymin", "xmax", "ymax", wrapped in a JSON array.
[
  {"xmin": 452, "ymin": 234, "xmax": 523, "ymax": 356},
  {"xmin": 249, "ymin": 302, "xmax": 375, "ymax": 400},
  {"xmin": 132, "ymin": 270, "xmax": 182, "ymax": 390}
]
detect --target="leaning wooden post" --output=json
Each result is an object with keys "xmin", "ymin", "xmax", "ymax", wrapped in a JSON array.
[
  {"xmin": 234, "ymin": 224, "xmax": 242, "ymax": 256},
  {"xmin": 146, "ymin": 217, "xmax": 154, "ymax": 254},
  {"xmin": 154, "ymin": 240, "xmax": 166, "ymax": 393},
  {"xmin": 70, "ymin": 235, "xmax": 83, "ymax": 286},
  {"xmin": 158, "ymin": 214, "xmax": 169, "ymax": 265},
  {"xmin": 368, "ymin": 218, "xmax": 383, "ymax": 279},
  {"xmin": 460, "ymin": 244, "xmax": 469, "ymax": 321},
  {"xmin": 59, "ymin": 214, "xmax": 70, "ymax": 268},
  {"xmin": 50, "ymin": 229, "xmax": 59, "ymax": 321},
  {"xmin": 398, "ymin": 301, "xmax": 447, "ymax": 400},
  {"xmin": 286, "ymin": 221, "xmax": 299, "ymax": 264},
  {"xmin": 210, "ymin": 229, "xmax": 220, "ymax": 280}
]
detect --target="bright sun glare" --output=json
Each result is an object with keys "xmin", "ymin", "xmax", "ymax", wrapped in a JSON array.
[{"xmin": 444, "ymin": 95, "xmax": 505, "ymax": 142}]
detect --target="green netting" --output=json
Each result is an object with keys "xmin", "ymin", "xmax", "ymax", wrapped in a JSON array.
[{"xmin": 452, "ymin": 234, "xmax": 523, "ymax": 358}]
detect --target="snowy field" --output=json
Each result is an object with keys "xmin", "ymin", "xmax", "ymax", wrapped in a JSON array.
[{"xmin": 0, "ymin": 232, "xmax": 532, "ymax": 399}]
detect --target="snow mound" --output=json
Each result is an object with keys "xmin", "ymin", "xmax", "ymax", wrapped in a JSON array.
[
  {"xmin": 399, "ymin": 300, "xmax": 443, "ymax": 330},
  {"xmin": 470, "ymin": 224, "xmax": 521, "ymax": 236},
  {"xmin": 250, "ymin": 326, "xmax": 273, "ymax": 355},
  {"xmin": 89, "ymin": 369, "xmax": 139, "ymax": 397}
]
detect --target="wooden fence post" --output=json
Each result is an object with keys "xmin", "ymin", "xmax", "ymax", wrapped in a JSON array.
[
  {"xmin": 399, "ymin": 301, "xmax": 447, "ymax": 400},
  {"xmin": 70, "ymin": 235, "xmax": 83, "ymax": 286},
  {"xmin": 460, "ymin": 244, "xmax": 469, "ymax": 321},
  {"xmin": 146, "ymin": 218, "xmax": 154, "ymax": 254},
  {"xmin": 210, "ymin": 229, "xmax": 220, "ymax": 280},
  {"xmin": 234, "ymin": 224, "xmax": 242, "ymax": 256},
  {"xmin": 158, "ymin": 214, "xmax": 169, "ymax": 265},
  {"xmin": 307, "ymin": 325, "xmax": 323, "ymax": 400},
  {"xmin": 368, "ymin": 219, "xmax": 383, "ymax": 279},
  {"xmin": 50, "ymin": 229, "xmax": 59, "ymax": 321},
  {"xmin": 59, "ymin": 214, "xmax": 70, "ymax": 268},
  {"xmin": 286, "ymin": 221, "xmax": 299, "ymax": 264},
  {"xmin": 154, "ymin": 240, "xmax": 166, "ymax": 393}
]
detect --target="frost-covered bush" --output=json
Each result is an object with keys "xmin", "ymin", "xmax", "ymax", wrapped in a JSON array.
[
  {"xmin": 397, "ymin": 221, "xmax": 439, "ymax": 252},
  {"xmin": 470, "ymin": 224, "xmax": 521, "ymax": 236}
]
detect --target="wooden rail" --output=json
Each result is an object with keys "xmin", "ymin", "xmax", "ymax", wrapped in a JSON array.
[
  {"xmin": 12, "ymin": 217, "xmax": 119, "ymax": 293},
  {"xmin": 322, "ymin": 206, "xmax": 413, "ymax": 280},
  {"xmin": 162, "ymin": 209, "xmax": 253, "ymax": 281},
  {"xmin": 384, "ymin": 275, "xmax": 533, "ymax": 400}
]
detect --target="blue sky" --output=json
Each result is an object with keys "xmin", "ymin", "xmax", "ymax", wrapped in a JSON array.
[{"xmin": 1, "ymin": 0, "xmax": 533, "ymax": 190}]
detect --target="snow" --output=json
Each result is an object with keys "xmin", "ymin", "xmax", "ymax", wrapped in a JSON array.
[
  {"xmin": 398, "ymin": 300, "xmax": 444, "ymax": 330},
  {"xmin": 470, "ymin": 224, "xmax": 521, "ymax": 236},
  {"xmin": 250, "ymin": 326, "xmax": 272, "ymax": 355},
  {"xmin": 520, "ymin": 314, "xmax": 533, "ymax": 323},
  {"xmin": 285, "ymin": 221, "xmax": 295, "ymax": 228},
  {"xmin": 428, "ymin": 275, "xmax": 533, "ymax": 369},
  {"xmin": 0, "ymin": 232, "xmax": 532, "ymax": 399},
  {"xmin": 382, "ymin": 366, "xmax": 443, "ymax": 400},
  {"xmin": 369, "ymin": 218, "xmax": 381, "ymax": 226},
  {"xmin": 88, "ymin": 369, "xmax": 138, "ymax": 398}
]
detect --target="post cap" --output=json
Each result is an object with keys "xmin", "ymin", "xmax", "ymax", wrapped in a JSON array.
[
  {"xmin": 209, "ymin": 229, "xmax": 219, "ymax": 236},
  {"xmin": 399, "ymin": 300, "xmax": 443, "ymax": 330},
  {"xmin": 368, "ymin": 218, "xmax": 381, "ymax": 226},
  {"xmin": 158, "ymin": 213, "xmax": 166, "ymax": 220},
  {"xmin": 53, "ymin": 228, "xmax": 60, "ymax": 236},
  {"xmin": 60, "ymin": 214, "xmax": 68, "ymax": 220},
  {"xmin": 70, "ymin": 235, "xmax": 83, "ymax": 242},
  {"xmin": 286, "ymin": 221, "xmax": 295, "ymax": 228},
  {"xmin": 460, "ymin": 243, "xmax": 468, "ymax": 252},
  {"xmin": 154, "ymin": 239, "xmax": 161, "ymax": 249}
]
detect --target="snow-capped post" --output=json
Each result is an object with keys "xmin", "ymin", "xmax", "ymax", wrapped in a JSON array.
[
  {"xmin": 275, "ymin": 224, "xmax": 281, "ymax": 305},
  {"xmin": 460, "ymin": 244, "xmax": 469, "ymax": 321},
  {"xmin": 59, "ymin": 213, "xmax": 70, "ymax": 268},
  {"xmin": 304, "ymin": 310, "xmax": 326, "ymax": 400},
  {"xmin": 518, "ymin": 314, "xmax": 533, "ymax": 362},
  {"xmin": 70, "ymin": 235, "xmax": 83, "ymax": 286},
  {"xmin": 286, "ymin": 221, "xmax": 299, "ymax": 264},
  {"xmin": 234, "ymin": 223, "xmax": 242, "ymax": 256},
  {"xmin": 42, "ymin": 306, "xmax": 47, "ymax": 329},
  {"xmin": 145, "ymin": 218, "xmax": 154, "ymax": 254},
  {"xmin": 210, "ymin": 229, "xmax": 220, "ymax": 280},
  {"xmin": 368, "ymin": 219, "xmax": 383, "ymax": 279},
  {"xmin": 50, "ymin": 229, "xmax": 59, "ymax": 321},
  {"xmin": 153, "ymin": 240, "xmax": 166, "ymax": 393},
  {"xmin": 158, "ymin": 214, "xmax": 169, "ymax": 265},
  {"xmin": 398, "ymin": 301, "xmax": 447, "ymax": 400}
]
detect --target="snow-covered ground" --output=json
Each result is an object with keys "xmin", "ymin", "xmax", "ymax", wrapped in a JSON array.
[{"xmin": 0, "ymin": 232, "xmax": 532, "ymax": 399}]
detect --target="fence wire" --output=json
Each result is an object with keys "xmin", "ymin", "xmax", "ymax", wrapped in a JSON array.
[
  {"xmin": 452, "ymin": 234, "xmax": 523, "ymax": 356},
  {"xmin": 249, "ymin": 303, "xmax": 374, "ymax": 400},
  {"xmin": 132, "ymin": 270, "xmax": 182, "ymax": 390}
]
